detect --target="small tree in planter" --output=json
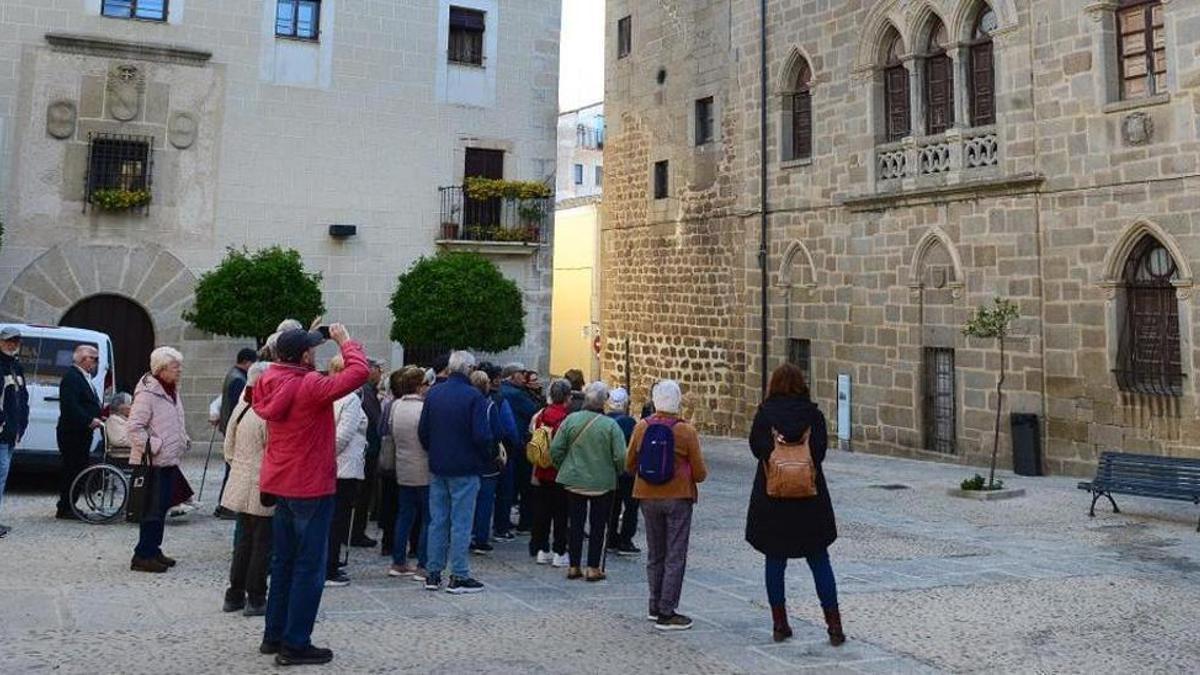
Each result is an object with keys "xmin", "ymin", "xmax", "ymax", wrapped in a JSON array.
[
  {"xmin": 389, "ymin": 252, "xmax": 525, "ymax": 354},
  {"xmin": 184, "ymin": 246, "xmax": 325, "ymax": 347},
  {"xmin": 961, "ymin": 297, "xmax": 1021, "ymax": 491}
]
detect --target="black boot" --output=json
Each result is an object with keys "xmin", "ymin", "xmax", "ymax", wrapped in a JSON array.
[
  {"xmin": 771, "ymin": 605, "xmax": 793, "ymax": 643},
  {"xmin": 276, "ymin": 644, "xmax": 334, "ymax": 666},
  {"xmin": 243, "ymin": 594, "xmax": 267, "ymax": 617},
  {"xmin": 222, "ymin": 588, "xmax": 245, "ymax": 613},
  {"xmin": 824, "ymin": 607, "xmax": 846, "ymax": 646}
]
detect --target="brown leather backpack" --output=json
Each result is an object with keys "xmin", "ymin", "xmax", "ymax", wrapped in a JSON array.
[{"xmin": 765, "ymin": 428, "xmax": 818, "ymax": 499}]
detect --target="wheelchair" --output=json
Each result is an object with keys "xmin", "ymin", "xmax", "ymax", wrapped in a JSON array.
[{"xmin": 69, "ymin": 429, "xmax": 131, "ymax": 524}]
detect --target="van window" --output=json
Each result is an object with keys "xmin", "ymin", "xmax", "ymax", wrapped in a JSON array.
[{"xmin": 18, "ymin": 338, "xmax": 99, "ymax": 387}]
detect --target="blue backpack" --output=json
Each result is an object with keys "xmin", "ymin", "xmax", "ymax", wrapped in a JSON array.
[{"xmin": 637, "ymin": 417, "xmax": 680, "ymax": 485}]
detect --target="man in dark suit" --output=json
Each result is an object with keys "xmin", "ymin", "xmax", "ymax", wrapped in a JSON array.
[{"xmin": 56, "ymin": 344, "xmax": 102, "ymax": 519}]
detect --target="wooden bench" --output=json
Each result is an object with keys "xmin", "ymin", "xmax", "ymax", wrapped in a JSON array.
[{"xmin": 1078, "ymin": 452, "xmax": 1200, "ymax": 532}]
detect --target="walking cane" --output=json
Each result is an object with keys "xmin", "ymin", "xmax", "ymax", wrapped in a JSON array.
[
  {"xmin": 196, "ymin": 423, "xmax": 219, "ymax": 502},
  {"xmin": 343, "ymin": 507, "xmax": 354, "ymax": 567},
  {"xmin": 600, "ymin": 471, "xmax": 621, "ymax": 574}
]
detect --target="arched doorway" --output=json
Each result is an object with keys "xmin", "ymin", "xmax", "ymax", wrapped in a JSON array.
[{"xmin": 60, "ymin": 295, "xmax": 155, "ymax": 396}]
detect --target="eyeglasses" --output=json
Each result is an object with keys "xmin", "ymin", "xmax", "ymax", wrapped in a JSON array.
[{"xmin": 81, "ymin": 355, "xmax": 98, "ymax": 361}]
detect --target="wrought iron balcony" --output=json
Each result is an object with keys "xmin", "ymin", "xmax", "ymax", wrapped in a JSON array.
[{"xmin": 437, "ymin": 184, "xmax": 551, "ymax": 245}]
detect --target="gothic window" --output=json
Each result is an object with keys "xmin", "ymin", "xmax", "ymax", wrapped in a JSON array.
[
  {"xmin": 882, "ymin": 29, "xmax": 911, "ymax": 142},
  {"xmin": 276, "ymin": 0, "xmax": 320, "ymax": 40},
  {"xmin": 968, "ymin": 5, "xmax": 997, "ymax": 126},
  {"xmin": 102, "ymin": 0, "xmax": 167, "ymax": 21},
  {"xmin": 923, "ymin": 20, "xmax": 953, "ymax": 135},
  {"xmin": 1117, "ymin": 237, "xmax": 1183, "ymax": 396},
  {"xmin": 448, "ymin": 6, "xmax": 486, "ymax": 66},
  {"xmin": 1116, "ymin": 0, "xmax": 1166, "ymax": 100},
  {"xmin": 784, "ymin": 58, "xmax": 813, "ymax": 161}
]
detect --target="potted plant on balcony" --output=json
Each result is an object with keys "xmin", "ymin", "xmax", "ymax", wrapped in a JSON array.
[
  {"xmin": 518, "ymin": 202, "xmax": 545, "ymax": 242},
  {"xmin": 91, "ymin": 188, "xmax": 152, "ymax": 211},
  {"xmin": 441, "ymin": 222, "xmax": 460, "ymax": 240}
]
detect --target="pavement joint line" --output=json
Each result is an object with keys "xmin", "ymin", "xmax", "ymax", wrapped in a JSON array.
[{"xmin": 501, "ymin": 591, "xmax": 540, "ymax": 613}]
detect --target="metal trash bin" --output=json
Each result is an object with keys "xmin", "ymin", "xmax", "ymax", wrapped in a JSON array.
[{"xmin": 1010, "ymin": 413, "xmax": 1042, "ymax": 477}]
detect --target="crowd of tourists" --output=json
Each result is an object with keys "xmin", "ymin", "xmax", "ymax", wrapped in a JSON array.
[{"xmin": 0, "ymin": 320, "xmax": 846, "ymax": 666}]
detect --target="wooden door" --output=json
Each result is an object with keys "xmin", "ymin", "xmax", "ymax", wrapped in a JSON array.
[{"xmin": 60, "ymin": 294, "xmax": 155, "ymax": 396}]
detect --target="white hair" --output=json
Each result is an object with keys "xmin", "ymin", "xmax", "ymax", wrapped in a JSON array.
[
  {"xmin": 652, "ymin": 380, "xmax": 682, "ymax": 414},
  {"xmin": 246, "ymin": 361, "xmax": 271, "ymax": 387},
  {"xmin": 447, "ymin": 350, "xmax": 476, "ymax": 375},
  {"xmin": 276, "ymin": 319, "xmax": 302, "ymax": 333},
  {"xmin": 149, "ymin": 346, "xmax": 184, "ymax": 374},
  {"xmin": 583, "ymin": 381, "xmax": 610, "ymax": 411},
  {"xmin": 72, "ymin": 344, "xmax": 98, "ymax": 365}
]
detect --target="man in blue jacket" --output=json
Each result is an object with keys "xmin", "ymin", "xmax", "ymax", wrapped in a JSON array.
[
  {"xmin": 500, "ymin": 364, "xmax": 540, "ymax": 533},
  {"xmin": 0, "ymin": 327, "xmax": 29, "ymax": 537},
  {"xmin": 418, "ymin": 351, "xmax": 493, "ymax": 594}
]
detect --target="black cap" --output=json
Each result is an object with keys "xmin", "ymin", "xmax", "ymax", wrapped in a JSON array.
[
  {"xmin": 236, "ymin": 348, "xmax": 259, "ymax": 364},
  {"xmin": 478, "ymin": 361, "xmax": 501, "ymax": 380},
  {"xmin": 275, "ymin": 329, "xmax": 324, "ymax": 363}
]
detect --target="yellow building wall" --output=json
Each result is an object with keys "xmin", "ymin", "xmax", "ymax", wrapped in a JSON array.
[{"xmin": 551, "ymin": 203, "xmax": 599, "ymax": 378}]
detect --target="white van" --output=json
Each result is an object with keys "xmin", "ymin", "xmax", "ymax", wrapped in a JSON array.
[{"xmin": 2, "ymin": 324, "xmax": 114, "ymax": 470}]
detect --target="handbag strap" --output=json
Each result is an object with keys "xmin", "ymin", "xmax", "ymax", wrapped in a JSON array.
[{"xmin": 567, "ymin": 413, "xmax": 601, "ymax": 452}]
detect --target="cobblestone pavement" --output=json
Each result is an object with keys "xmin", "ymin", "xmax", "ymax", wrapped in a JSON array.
[{"xmin": 2, "ymin": 438, "xmax": 1199, "ymax": 674}]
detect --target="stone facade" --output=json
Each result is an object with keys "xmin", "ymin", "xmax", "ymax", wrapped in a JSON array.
[
  {"xmin": 0, "ymin": 1, "xmax": 560, "ymax": 434},
  {"xmin": 601, "ymin": 0, "xmax": 1200, "ymax": 475}
]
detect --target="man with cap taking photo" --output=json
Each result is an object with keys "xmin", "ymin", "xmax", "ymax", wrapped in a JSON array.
[
  {"xmin": 253, "ymin": 323, "xmax": 368, "ymax": 667},
  {"xmin": 0, "ymin": 327, "xmax": 29, "ymax": 537}
]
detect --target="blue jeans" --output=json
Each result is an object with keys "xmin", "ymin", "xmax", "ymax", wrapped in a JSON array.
[
  {"xmin": 0, "ymin": 442, "xmax": 12, "ymax": 515},
  {"xmin": 392, "ymin": 485, "xmax": 430, "ymax": 568},
  {"xmin": 493, "ymin": 460, "xmax": 515, "ymax": 535},
  {"xmin": 426, "ymin": 474, "xmax": 480, "ymax": 579},
  {"xmin": 134, "ymin": 466, "xmax": 179, "ymax": 559},
  {"xmin": 265, "ymin": 495, "xmax": 334, "ymax": 650},
  {"xmin": 765, "ymin": 550, "xmax": 838, "ymax": 610},
  {"xmin": 473, "ymin": 474, "xmax": 498, "ymax": 546}
]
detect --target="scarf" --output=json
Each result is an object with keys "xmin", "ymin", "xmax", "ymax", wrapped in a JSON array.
[{"xmin": 155, "ymin": 376, "xmax": 177, "ymax": 402}]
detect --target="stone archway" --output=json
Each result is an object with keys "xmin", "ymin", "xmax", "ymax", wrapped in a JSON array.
[
  {"xmin": 0, "ymin": 241, "xmax": 196, "ymax": 339},
  {"xmin": 61, "ymin": 294, "xmax": 156, "ymax": 395}
]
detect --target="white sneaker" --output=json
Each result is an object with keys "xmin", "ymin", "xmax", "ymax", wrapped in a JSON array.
[
  {"xmin": 551, "ymin": 553, "xmax": 569, "ymax": 568},
  {"xmin": 535, "ymin": 550, "xmax": 553, "ymax": 565}
]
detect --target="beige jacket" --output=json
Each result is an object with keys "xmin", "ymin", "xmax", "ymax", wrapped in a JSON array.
[
  {"xmin": 104, "ymin": 414, "xmax": 131, "ymax": 460},
  {"xmin": 220, "ymin": 397, "xmax": 273, "ymax": 517},
  {"xmin": 128, "ymin": 375, "xmax": 190, "ymax": 467},
  {"xmin": 390, "ymin": 395, "xmax": 429, "ymax": 486}
]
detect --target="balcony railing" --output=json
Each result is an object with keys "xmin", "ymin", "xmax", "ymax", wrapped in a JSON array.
[
  {"xmin": 576, "ymin": 124, "xmax": 605, "ymax": 150},
  {"xmin": 438, "ymin": 185, "xmax": 551, "ymax": 244},
  {"xmin": 875, "ymin": 125, "xmax": 1000, "ymax": 188}
]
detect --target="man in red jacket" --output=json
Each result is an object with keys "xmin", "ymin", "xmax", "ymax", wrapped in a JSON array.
[{"xmin": 253, "ymin": 324, "xmax": 368, "ymax": 667}]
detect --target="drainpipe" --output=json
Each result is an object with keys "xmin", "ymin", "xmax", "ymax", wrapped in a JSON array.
[{"xmin": 758, "ymin": 0, "xmax": 769, "ymax": 394}]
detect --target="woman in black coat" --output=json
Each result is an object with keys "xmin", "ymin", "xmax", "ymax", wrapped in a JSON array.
[{"xmin": 746, "ymin": 363, "xmax": 844, "ymax": 645}]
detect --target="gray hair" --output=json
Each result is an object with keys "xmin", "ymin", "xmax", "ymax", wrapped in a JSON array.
[
  {"xmin": 246, "ymin": 361, "xmax": 271, "ymax": 387},
  {"xmin": 110, "ymin": 392, "xmax": 133, "ymax": 409},
  {"xmin": 582, "ymin": 381, "xmax": 609, "ymax": 411},
  {"xmin": 548, "ymin": 378, "xmax": 572, "ymax": 405},
  {"xmin": 149, "ymin": 346, "xmax": 183, "ymax": 374},
  {"xmin": 501, "ymin": 362, "xmax": 526, "ymax": 379},
  {"xmin": 72, "ymin": 344, "xmax": 98, "ymax": 365},
  {"xmin": 276, "ymin": 319, "xmax": 302, "ymax": 333},
  {"xmin": 447, "ymin": 350, "xmax": 476, "ymax": 375},
  {"xmin": 653, "ymin": 379, "xmax": 683, "ymax": 414}
]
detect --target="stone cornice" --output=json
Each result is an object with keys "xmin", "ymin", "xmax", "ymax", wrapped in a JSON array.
[
  {"xmin": 44, "ymin": 33, "xmax": 212, "ymax": 66},
  {"xmin": 840, "ymin": 173, "xmax": 1046, "ymax": 212}
]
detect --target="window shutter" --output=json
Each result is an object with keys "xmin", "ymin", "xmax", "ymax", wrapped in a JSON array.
[
  {"xmin": 792, "ymin": 91, "xmax": 812, "ymax": 160},
  {"xmin": 970, "ymin": 43, "xmax": 995, "ymax": 126},
  {"xmin": 925, "ymin": 54, "xmax": 952, "ymax": 135},
  {"xmin": 885, "ymin": 65, "xmax": 910, "ymax": 142}
]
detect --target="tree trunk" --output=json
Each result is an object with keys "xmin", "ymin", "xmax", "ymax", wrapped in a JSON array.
[{"xmin": 988, "ymin": 335, "xmax": 1006, "ymax": 489}]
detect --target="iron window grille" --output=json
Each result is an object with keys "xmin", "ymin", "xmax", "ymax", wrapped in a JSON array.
[
  {"xmin": 695, "ymin": 97, "xmax": 715, "ymax": 146},
  {"xmin": 1115, "ymin": 237, "xmax": 1184, "ymax": 396},
  {"xmin": 653, "ymin": 160, "xmax": 669, "ymax": 200},
  {"xmin": 576, "ymin": 124, "xmax": 605, "ymax": 149},
  {"xmin": 449, "ymin": 7, "xmax": 486, "ymax": 66},
  {"xmin": 967, "ymin": 6, "xmax": 997, "ymax": 126},
  {"xmin": 617, "ymin": 16, "xmax": 632, "ymax": 59},
  {"xmin": 923, "ymin": 348, "xmax": 956, "ymax": 454},
  {"xmin": 1116, "ymin": 0, "xmax": 1166, "ymax": 100},
  {"xmin": 84, "ymin": 133, "xmax": 154, "ymax": 214},
  {"xmin": 101, "ymin": 0, "xmax": 167, "ymax": 21},
  {"xmin": 276, "ymin": 0, "xmax": 321, "ymax": 41}
]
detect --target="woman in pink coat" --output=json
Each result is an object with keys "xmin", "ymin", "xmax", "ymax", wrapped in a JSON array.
[{"xmin": 127, "ymin": 346, "xmax": 190, "ymax": 573}]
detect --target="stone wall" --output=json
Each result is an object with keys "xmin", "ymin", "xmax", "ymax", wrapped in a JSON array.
[{"xmin": 602, "ymin": 0, "xmax": 1200, "ymax": 475}]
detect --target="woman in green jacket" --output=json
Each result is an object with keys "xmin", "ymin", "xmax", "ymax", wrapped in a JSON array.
[{"xmin": 550, "ymin": 381, "xmax": 627, "ymax": 581}]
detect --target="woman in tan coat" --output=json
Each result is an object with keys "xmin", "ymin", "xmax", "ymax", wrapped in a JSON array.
[{"xmin": 221, "ymin": 362, "xmax": 273, "ymax": 616}]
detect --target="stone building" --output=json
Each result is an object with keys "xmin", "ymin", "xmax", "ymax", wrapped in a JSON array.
[
  {"xmin": 0, "ymin": 0, "xmax": 560, "ymax": 433},
  {"xmin": 601, "ymin": 0, "xmax": 1200, "ymax": 475}
]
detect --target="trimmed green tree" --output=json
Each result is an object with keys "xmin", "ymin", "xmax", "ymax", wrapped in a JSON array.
[
  {"xmin": 961, "ymin": 297, "xmax": 1021, "ymax": 490},
  {"xmin": 389, "ymin": 252, "xmax": 525, "ymax": 354},
  {"xmin": 183, "ymin": 246, "xmax": 325, "ymax": 346}
]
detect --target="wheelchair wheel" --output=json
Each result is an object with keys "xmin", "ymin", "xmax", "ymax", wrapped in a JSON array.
[{"xmin": 70, "ymin": 464, "xmax": 129, "ymax": 524}]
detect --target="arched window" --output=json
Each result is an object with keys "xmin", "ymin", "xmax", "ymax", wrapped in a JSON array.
[
  {"xmin": 923, "ymin": 19, "xmax": 953, "ymax": 135},
  {"xmin": 882, "ymin": 29, "xmax": 910, "ymax": 142},
  {"xmin": 968, "ymin": 5, "xmax": 997, "ymax": 126},
  {"xmin": 1117, "ymin": 236, "xmax": 1183, "ymax": 396},
  {"xmin": 785, "ymin": 58, "xmax": 812, "ymax": 161}
]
